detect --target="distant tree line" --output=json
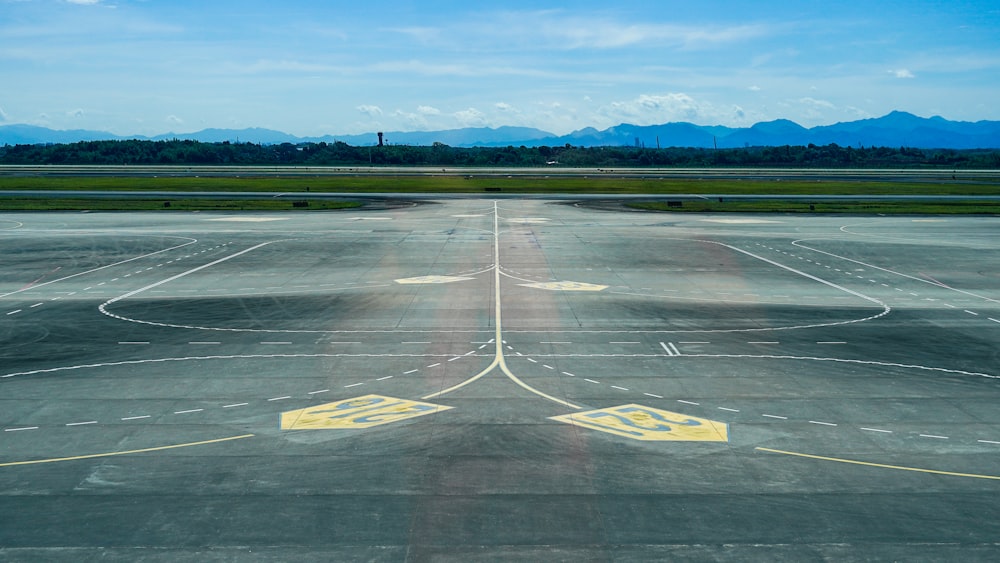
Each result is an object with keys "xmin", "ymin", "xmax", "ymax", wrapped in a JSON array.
[{"xmin": 1, "ymin": 139, "xmax": 998, "ymax": 168}]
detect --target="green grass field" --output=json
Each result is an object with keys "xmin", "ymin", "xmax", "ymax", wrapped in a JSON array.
[{"xmin": 1, "ymin": 173, "xmax": 998, "ymax": 213}]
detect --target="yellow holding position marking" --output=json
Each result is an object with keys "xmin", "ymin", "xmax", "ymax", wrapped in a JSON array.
[
  {"xmin": 552, "ymin": 404, "xmax": 729, "ymax": 442},
  {"xmin": 281, "ymin": 395, "xmax": 451, "ymax": 430}
]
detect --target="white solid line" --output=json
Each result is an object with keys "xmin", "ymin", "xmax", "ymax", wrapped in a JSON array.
[
  {"xmin": 611, "ymin": 385, "xmax": 629, "ymax": 391},
  {"xmin": 643, "ymin": 392, "xmax": 663, "ymax": 399},
  {"xmin": 174, "ymin": 409, "xmax": 204, "ymax": 414},
  {"xmin": 762, "ymin": 414, "xmax": 787, "ymax": 419},
  {"xmin": 307, "ymin": 389, "xmax": 329, "ymax": 395},
  {"xmin": 121, "ymin": 415, "xmax": 150, "ymax": 421},
  {"xmin": 920, "ymin": 434, "xmax": 949, "ymax": 439},
  {"xmin": 718, "ymin": 407, "xmax": 740, "ymax": 412},
  {"xmin": 66, "ymin": 421, "xmax": 98, "ymax": 426},
  {"xmin": 376, "ymin": 376, "xmax": 393, "ymax": 381},
  {"xmin": 267, "ymin": 396, "xmax": 291, "ymax": 401},
  {"xmin": 809, "ymin": 420, "xmax": 837, "ymax": 426},
  {"xmin": 222, "ymin": 403, "xmax": 248, "ymax": 408},
  {"xmin": 861, "ymin": 427, "xmax": 892, "ymax": 433},
  {"xmin": 344, "ymin": 382, "xmax": 363, "ymax": 388},
  {"xmin": 677, "ymin": 400, "xmax": 700, "ymax": 405},
  {"xmin": 5, "ymin": 427, "xmax": 39, "ymax": 432}
]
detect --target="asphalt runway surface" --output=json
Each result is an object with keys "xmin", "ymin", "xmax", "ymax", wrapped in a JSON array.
[{"xmin": 1, "ymin": 201, "xmax": 998, "ymax": 561}]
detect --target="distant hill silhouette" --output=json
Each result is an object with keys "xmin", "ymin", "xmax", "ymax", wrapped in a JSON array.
[{"xmin": 2, "ymin": 111, "xmax": 998, "ymax": 149}]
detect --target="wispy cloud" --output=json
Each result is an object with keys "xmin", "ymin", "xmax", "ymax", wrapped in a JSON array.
[{"xmin": 889, "ymin": 68, "xmax": 915, "ymax": 78}]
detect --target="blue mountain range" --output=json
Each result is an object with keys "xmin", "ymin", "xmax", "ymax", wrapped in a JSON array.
[{"xmin": 2, "ymin": 111, "xmax": 998, "ymax": 149}]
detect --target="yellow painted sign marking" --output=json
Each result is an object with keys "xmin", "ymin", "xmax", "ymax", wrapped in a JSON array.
[
  {"xmin": 519, "ymin": 281, "xmax": 608, "ymax": 292},
  {"xmin": 395, "ymin": 275, "xmax": 474, "ymax": 284},
  {"xmin": 280, "ymin": 395, "xmax": 451, "ymax": 430},
  {"xmin": 551, "ymin": 404, "xmax": 728, "ymax": 441}
]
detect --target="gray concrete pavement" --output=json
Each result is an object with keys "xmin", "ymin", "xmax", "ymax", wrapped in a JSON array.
[{"xmin": 1, "ymin": 202, "xmax": 999, "ymax": 561}]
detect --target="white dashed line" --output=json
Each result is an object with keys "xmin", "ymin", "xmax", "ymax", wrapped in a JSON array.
[
  {"xmin": 861, "ymin": 427, "xmax": 892, "ymax": 433},
  {"xmin": 643, "ymin": 392, "xmax": 663, "ymax": 399},
  {"xmin": 376, "ymin": 376, "xmax": 393, "ymax": 381},
  {"xmin": 30, "ymin": 303, "xmax": 43, "ymax": 308},
  {"xmin": 562, "ymin": 372, "xmax": 576, "ymax": 377},
  {"xmin": 344, "ymin": 382, "xmax": 363, "ymax": 388},
  {"xmin": 5, "ymin": 427, "xmax": 38, "ymax": 432},
  {"xmin": 6, "ymin": 310, "xmax": 22, "ymax": 315},
  {"xmin": 677, "ymin": 400, "xmax": 700, "ymax": 406},
  {"xmin": 307, "ymin": 389, "xmax": 329, "ymax": 395},
  {"xmin": 965, "ymin": 310, "xmax": 979, "ymax": 316},
  {"xmin": 762, "ymin": 414, "xmax": 787, "ymax": 420},
  {"xmin": 121, "ymin": 415, "xmax": 150, "ymax": 421},
  {"xmin": 174, "ymin": 409, "xmax": 204, "ymax": 414},
  {"xmin": 611, "ymin": 385, "xmax": 629, "ymax": 391},
  {"xmin": 920, "ymin": 434, "xmax": 949, "ymax": 439},
  {"xmin": 404, "ymin": 369, "xmax": 419, "ymax": 375},
  {"xmin": 809, "ymin": 420, "xmax": 837, "ymax": 426},
  {"xmin": 584, "ymin": 378, "xmax": 601, "ymax": 384},
  {"xmin": 978, "ymin": 440, "xmax": 1000, "ymax": 445},
  {"xmin": 66, "ymin": 421, "xmax": 98, "ymax": 426},
  {"xmin": 267, "ymin": 396, "xmax": 291, "ymax": 401},
  {"xmin": 426, "ymin": 363, "xmax": 441, "ymax": 368},
  {"xmin": 222, "ymin": 403, "xmax": 248, "ymax": 408},
  {"xmin": 119, "ymin": 341, "xmax": 149, "ymax": 345},
  {"xmin": 718, "ymin": 407, "xmax": 740, "ymax": 412}
]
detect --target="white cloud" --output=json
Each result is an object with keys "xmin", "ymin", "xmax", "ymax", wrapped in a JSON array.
[
  {"xmin": 356, "ymin": 104, "xmax": 383, "ymax": 117},
  {"xmin": 890, "ymin": 68, "xmax": 915, "ymax": 78},
  {"xmin": 0, "ymin": 106, "xmax": 8, "ymax": 122},
  {"xmin": 454, "ymin": 107, "xmax": 487, "ymax": 127},
  {"xmin": 166, "ymin": 114, "xmax": 183, "ymax": 125},
  {"xmin": 599, "ymin": 93, "xmax": 704, "ymax": 123},
  {"xmin": 417, "ymin": 105, "xmax": 441, "ymax": 116},
  {"xmin": 65, "ymin": 0, "xmax": 103, "ymax": 4},
  {"xmin": 748, "ymin": 85, "xmax": 762, "ymax": 91},
  {"xmin": 798, "ymin": 97, "xmax": 835, "ymax": 109}
]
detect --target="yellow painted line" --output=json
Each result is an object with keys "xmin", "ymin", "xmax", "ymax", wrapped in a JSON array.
[
  {"xmin": 757, "ymin": 447, "xmax": 1000, "ymax": 481},
  {"xmin": 0, "ymin": 434, "xmax": 255, "ymax": 468}
]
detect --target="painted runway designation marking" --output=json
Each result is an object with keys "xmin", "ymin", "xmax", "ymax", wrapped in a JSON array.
[
  {"xmin": 551, "ymin": 404, "xmax": 728, "ymax": 442},
  {"xmin": 519, "ymin": 281, "xmax": 608, "ymax": 291},
  {"xmin": 395, "ymin": 275, "xmax": 474, "ymax": 284},
  {"xmin": 280, "ymin": 395, "xmax": 451, "ymax": 430}
]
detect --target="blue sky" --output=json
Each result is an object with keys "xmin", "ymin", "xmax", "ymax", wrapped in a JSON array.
[{"xmin": 2, "ymin": 0, "xmax": 998, "ymax": 136}]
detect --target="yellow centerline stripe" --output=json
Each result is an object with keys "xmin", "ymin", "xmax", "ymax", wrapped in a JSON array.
[
  {"xmin": 757, "ymin": 447, "xmax": 1000, "ymax": 480},
  {"xmin": 0, "ymin": 434, "xmax": 255, "ymax": 468}
]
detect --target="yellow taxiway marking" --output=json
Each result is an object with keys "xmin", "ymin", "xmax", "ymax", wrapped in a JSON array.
[
  {"xmin": 281, "ymin": 395, "xmax": 451, "ymax": 430},
  {"xmin": 552, "ymin": 404, "xmax": 728, "ymax": 441},
  {"xmin": 519, "ymin": 281, "xmax": 608, "ymax": 291},
  {"xmin": 757, "ymin": 447, "xmax": 1000, "ymax": 480},
  {"xmin": 0, "ymin": 434, "xmax": 255, "ymax": 468},
  {"xmin": 395, "ymin": 275, "xmax": 475, "ymax": 284}
]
